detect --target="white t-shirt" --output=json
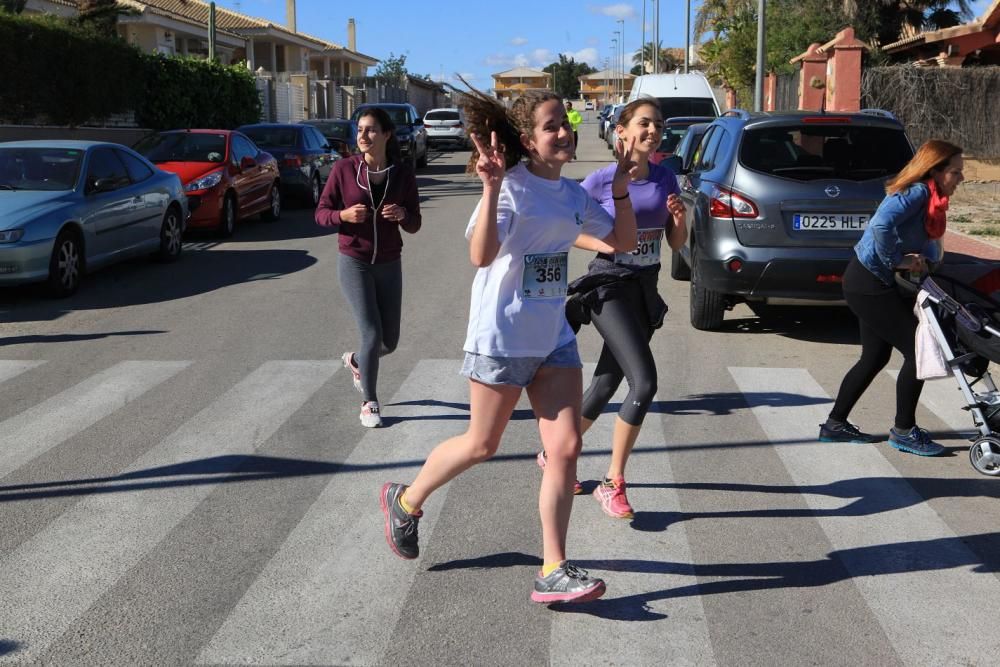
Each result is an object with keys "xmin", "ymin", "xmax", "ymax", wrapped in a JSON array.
[{"xmin": 463, "ymin": 163, "xmax": 614, "ymax": 357}]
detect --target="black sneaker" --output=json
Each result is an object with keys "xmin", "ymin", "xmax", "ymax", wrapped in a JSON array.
[
  {"xmin": 818, "ymin": 420, "xmax": 877, "ymax": 444},
  {"xmin": 531, "ymin": 562, "xmax": 606, "ymax": 604},
  {"xmin": 380, "ymin": 482, "xmax": 421, "ymax": 559}
]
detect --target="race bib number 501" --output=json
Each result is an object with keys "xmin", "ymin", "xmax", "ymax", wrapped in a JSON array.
[
  {"xmin": 521, "ymin": 252, "xmax": 568, "ymax": 299},
  {"xmin": 615, "ymin": 228, "xmax": 663, "ymax": 267}
]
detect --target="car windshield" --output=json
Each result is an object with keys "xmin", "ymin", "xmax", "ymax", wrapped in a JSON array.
[
  {"xmin": 740, "ymin": 124, "xmax": 914, "ymax": 182},
  {"xmin": 0, "ymin": 147, "xmax": 83, "ymax": 191},
  {"xmin": 241, "ymin": 127, "xmax": 299, "ymax": 149},
  {"xmin": 135, "ymin": 133, "xmax": 227, "ymax": 163},
  {"xmin": 425, "ymin": 110, "xmax": 459, "ymax": 122},
  {"xmin": 309, "ymin": 122, "xmax": 351, "ymax": 140},
  {"xmin": 658, "ymin": 126, "xmax": 691, "ymax": 154}
]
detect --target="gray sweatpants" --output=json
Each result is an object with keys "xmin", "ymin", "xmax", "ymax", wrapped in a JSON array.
[{"xmin": 338, "ymin": 254, "xmax": 402, "ymax": 403}]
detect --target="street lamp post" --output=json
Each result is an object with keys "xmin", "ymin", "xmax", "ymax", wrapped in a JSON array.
[
  {"xmin": 610, "ymin": 40, "xmax": 618, "ymax": 101},
  {"xmin": 641, "ymin": 0, "xmax": 646, "ymax": 75},
  {"xmin": 653, "ymin": 0, "xmax": 659, "ymax": 73},
  {"xmin": 612, "ymin": 32, "xmax": 620, "ymax": 100},
  {"xmin": 617, "ymin": 18, "xmax": 625, "ymax": 95},
  {"xmin": 754, "ymin": 0, "xmax": 766, "ymax": 111},
  {"xmin": 685, "ymin": 0, "xmax": 691, "ymax": 74}
]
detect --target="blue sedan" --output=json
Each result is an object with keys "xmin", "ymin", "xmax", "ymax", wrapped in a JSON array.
[{"xmin": 0, "ymin": 140, "xmax": 188, "ymax": 296}]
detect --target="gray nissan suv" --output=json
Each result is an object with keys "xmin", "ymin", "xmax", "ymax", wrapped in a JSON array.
[{"xmin": 665, "ymin": 109, "xmax": 915, "ymax": 330}]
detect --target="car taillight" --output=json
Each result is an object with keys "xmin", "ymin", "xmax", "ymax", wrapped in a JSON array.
[
  {"xmin": 283, "ymin": 155, "xmax": 303, "ymax": 167},
  {"xmin": 710, "ymin": 187, "xmax": 758, "ymax": 219}
]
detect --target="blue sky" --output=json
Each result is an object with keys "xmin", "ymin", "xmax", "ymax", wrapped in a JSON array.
[{"xmin": 216, "ymin": 0, "xmax": 994, "ymax": 86}]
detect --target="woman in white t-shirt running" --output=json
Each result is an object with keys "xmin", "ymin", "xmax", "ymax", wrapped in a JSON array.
[{"xmin": 380, "ymin": 88, "xmax": 638, "ymax": 604}]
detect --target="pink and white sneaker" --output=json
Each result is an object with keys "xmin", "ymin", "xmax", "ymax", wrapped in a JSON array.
[
  {"xmin": 535, "ymin": 451, "xmax": 583, "ymax": 495},
  {"xmin": 342, "ymin": 352, "xmax": 362, "ymax": 394},
  {"xmin": 593, "ymin": 476, "xmax": 634, "ymax": 519},
  {"xmin": 360, "ymin": 401, "xmax": 382, "ymax": 428}
]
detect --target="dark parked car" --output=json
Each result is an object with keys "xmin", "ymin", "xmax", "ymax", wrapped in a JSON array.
[
  {"xmin": 301, "ymin": 119, "xmax": 358, "ymax": 157},
  {"xmin": 350, "ymin": 103, "xmax": 428, "ymax": 169},
  {"xmin": 237, "ymin": 123, "xmax": 340, "ymax": 207},
  {"xmin": 667, "ymin": 109, "xmax": 915, "ymax": 330}
]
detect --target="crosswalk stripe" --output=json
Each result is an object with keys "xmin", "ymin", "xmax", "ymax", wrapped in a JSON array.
[
  {"xmin": 550, "ymin": 373, "xmax": 716, "ymax": 666},
  {"xmin": 0, "ymin": 360, "xmax": 46, "ymax": 384},
  {"xmin": 0, "ymin": 361, "xmax": 190, "ymax": 481},
  {"xmin": 198, "ymin": 359, "xmax": 468, "ymax": 665},
  {"xmin": 0, "ymin": 360, "xmax": 338, "ymax": 664},
  {"xmin": 730, "ymin": 366, "xmax": 1000, "ymax": 665}
]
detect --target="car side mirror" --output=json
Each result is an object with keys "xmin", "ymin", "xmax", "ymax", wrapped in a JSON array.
[
  {"xmin": 240, "ymin": 156, "xmax": 256, "ymax": 170},
  {"xmin": 89, "ymin": 177, "xmax": 117, "ymax": 194}
]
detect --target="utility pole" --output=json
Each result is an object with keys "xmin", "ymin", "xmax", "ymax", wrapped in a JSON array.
[
  {"xmin": 754, "ymin": 0, "xmax": 766, "ymax": 111},
  {"xmin": 684, "ymin": 0, "xmax": 691, "ymax": 74},
  {"xmin": 617, "ymin": 18, "xmax": 625, "ymax": 96},
  {"xmin": 611, "ymin": 40, "xmax": 618, "ymax": 101},
  {"xmin": 653, "ymin": 0, "xmax": 659, "ymax": 74},
  {"xmin": 613, "ymin": 32, "xmax": 620, "ymax": 100},
  {"xmin": 641, "ymin": 0, "xmax": 646, "ymax": 74}
]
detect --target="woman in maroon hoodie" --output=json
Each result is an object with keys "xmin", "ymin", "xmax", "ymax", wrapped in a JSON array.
[{"xmin": 316, "ymin": 107, "xmax": 422, "ymax": 427}]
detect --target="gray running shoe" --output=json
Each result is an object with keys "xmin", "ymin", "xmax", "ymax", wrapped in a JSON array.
[
  {"xmin": 818, "ymin": 420, "xmax": 877, "ymax": 444},
  {"xmin": 531, "ymin": 562, "xmax": 606, "ymax": 604},
  {"xmin": 380, "ymin": 482, "xmax": 421, "ymax": 559},
  {"xmin": 889, "ymin": 426, "xmax": 945, "ymax": 456}
]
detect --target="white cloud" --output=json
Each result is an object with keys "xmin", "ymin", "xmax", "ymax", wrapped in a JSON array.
[
  {"xmin": 586, "ymin": 36, "xmax": 600, "ymax": 46},
  {"xmin": 588, "ymin": 3, "xmax": 637, "ymax": 20},
  {"xmin": 531, "ymin": 48, "xmax": 555, "ymax": 65},
  {"xmin": 562, "ymin": 47, "xmax": 600, "ymax": 67},
  {"xmin": 510, "ymin": 37, "xmax": 529, "ymax": 46}
]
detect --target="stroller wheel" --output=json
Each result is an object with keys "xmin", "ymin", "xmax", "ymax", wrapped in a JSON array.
[{"xmin": 969, "ymin": 436, "xmax": 1000, "ymax": 476}]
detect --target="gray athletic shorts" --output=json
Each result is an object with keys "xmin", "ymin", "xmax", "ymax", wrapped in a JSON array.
[{"xmin": 460, "ymin": 340, "xmax": 582, "ymax": 388}]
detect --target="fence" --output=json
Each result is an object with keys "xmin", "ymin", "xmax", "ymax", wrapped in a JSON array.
[
  {"xmin": 861, "ymin": 66, "xmax": 1000, "ymax": 158},
  {"xmin": 775, "ymin": 70, "xmax": 800, "ymax": 112},
  {"xmin": 255, "ymin": 74, "xmax": 408, "ymax": 121}
]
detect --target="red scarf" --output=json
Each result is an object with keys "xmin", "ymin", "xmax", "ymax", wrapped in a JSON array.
[{"xmin": 925, "ymin": 178, "xmax": 948, "ymax": 240}]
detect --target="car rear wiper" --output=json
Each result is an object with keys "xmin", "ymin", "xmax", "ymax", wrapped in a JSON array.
[{"xmin": 771, "ymin": 166, "xmax": 836, "ymax": 174}]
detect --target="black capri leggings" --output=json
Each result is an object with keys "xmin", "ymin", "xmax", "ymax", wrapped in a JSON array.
[
  {"xmin": 581, "ymin": 283, "xmax": 657, "ymax": 426},
  {"xmin": 829, "ymin": 257, "xmax": 923, "ymax": 430}
]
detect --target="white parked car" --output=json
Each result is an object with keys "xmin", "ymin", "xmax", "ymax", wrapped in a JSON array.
[
  {"xmin": 584, "ymin": 101, "xmax": 595, "ymax": 111},
  {"xmin": 423, "ymin": 108, "xmax": 468, "ymax": 150}
]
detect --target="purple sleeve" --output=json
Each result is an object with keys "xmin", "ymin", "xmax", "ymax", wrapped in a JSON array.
[
  {"xmin": 657, "ymin": 163, "xmax": 681, "ymax": 197},
  {"xmin": 580, "ymin": 167, "xmax": 609, "ymax": 201}
]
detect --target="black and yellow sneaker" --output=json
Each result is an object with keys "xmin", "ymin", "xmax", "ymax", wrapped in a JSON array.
[{"xmin": 380, "ymin": 482, "xmax": 421, "ymax": 559}]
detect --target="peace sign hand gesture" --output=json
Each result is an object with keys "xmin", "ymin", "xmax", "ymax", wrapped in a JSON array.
[
  {"xmin": 471, "ymin": 131, "xmax": 506, "ymax": 190},
  {"xmin": 611, "ymin": 135, "xmax": 638, "ymax": 198}
]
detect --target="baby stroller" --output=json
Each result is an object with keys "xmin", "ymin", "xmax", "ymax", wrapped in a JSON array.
[{"xmin": 905, "ymin": 272, "xmax": 1000, "ymax": 475}]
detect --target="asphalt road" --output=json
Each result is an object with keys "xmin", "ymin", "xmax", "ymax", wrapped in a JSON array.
[{"xmin": 2, "ymin": 120, "xmax": 1000, "ymax": 666}]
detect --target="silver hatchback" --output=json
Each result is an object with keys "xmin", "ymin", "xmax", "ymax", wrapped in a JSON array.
[{"xmin": 667, "ymin": 110, "xmax": 915, "ymax": 330}]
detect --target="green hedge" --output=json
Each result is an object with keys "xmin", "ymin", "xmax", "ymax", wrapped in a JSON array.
[{"xmin": 0, "ymin": 13, "xmax": 261, "ymax": 130}]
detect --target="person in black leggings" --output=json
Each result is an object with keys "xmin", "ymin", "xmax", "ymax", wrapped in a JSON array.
[
  {"xmin": 822, "ymin": 139, "xmax": 965, "ymax": 456},
  {"xmin": 538, "ymin": 99, "xmax": 686, "ymax": 519}
]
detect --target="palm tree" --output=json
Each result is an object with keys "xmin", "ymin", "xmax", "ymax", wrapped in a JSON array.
[{"xmin": 632, "ymin": 41, "xmax": 680, "ymax": 73}]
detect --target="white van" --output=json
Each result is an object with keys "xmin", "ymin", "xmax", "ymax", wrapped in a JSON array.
[{"xmin": 627, "ymin": 72, "xmax": 721, "ymax": 119}]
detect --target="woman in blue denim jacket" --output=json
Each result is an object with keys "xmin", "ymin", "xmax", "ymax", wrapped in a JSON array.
[{"xmin": 820, "ymin": 140, "xmax": 964, "ymax": 456}]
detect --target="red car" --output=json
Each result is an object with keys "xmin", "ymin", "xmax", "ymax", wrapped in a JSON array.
[
  {"xmin": 134, "ymin": 130, "xmax": 281, "ymax": 237},
  {"xmin": 650, "ymin": 116, "xmax": 716, "ymax": 166}
]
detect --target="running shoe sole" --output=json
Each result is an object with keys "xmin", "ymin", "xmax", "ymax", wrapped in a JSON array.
[
  {"xmin": 888, "ymin": 439, "xmax": 945, "ymax": 457},
  {"xmin": 819, "ymin": 435, "xmax": 876, "ymax": 444},
  {"xmin": 530, "ymin": 580, "xmax": 606, "ymax": 604},
  {"xmin": 379, "ymin": 482, "xmax": 416, "ymax": 560}
]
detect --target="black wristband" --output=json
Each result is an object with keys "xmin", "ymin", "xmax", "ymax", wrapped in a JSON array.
[{"xmin": 612, "ymin": 192, "xmax": 630, "ymax": 201}]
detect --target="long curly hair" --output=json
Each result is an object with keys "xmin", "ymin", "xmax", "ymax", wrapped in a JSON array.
[
  {"xmin": 454, "ymin": 77, "xmax": 561, "ymax": 174},
  {"xmin": 886, "ymin": 139, "xmax": 962, "ymax": 195}
]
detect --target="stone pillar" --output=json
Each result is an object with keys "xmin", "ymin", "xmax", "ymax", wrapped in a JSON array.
[
  {"xmin": 725, "ymin": 87, "xmax": 738, "ymax": 110},
  {"xmin": 270, "ymin": 42, "xmax": 278, "ymax": 73},
  {"xmin": 764, "ymin": 72, "xmax": 777, "ymax": 111},
  {"xmin": 825, "ymin": 27, "xmax": 866, "ymax": 112},
  {"xmin": 791, "ymin": 42, "xmax": 827, "ymax": 111},
  {"xmin": 324, "ymin": 57, "xmax": 331, "ymax": 79},
  {"xmin": 246, "ymin": 38, "xmax": 255, "ymax": 69}
]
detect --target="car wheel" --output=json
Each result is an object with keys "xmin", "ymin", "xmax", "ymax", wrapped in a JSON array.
[
  {"xmin": 219, "ymin": 193, "xmax": 237, "ymax": 238},
  {"xmin": 417, "ymin": 146, "xmax": 428, "ymax": 168},
  {"xmin": 46, "ymin": 229, "xmax": 83, "ymax": 298},
  {"xmin": 690, "ymin": 244, "xmax": 726, "ymax": 330},
  {"xmin": 156, "ymin": 205, "xmax": 183, "ymax": 262},
  {"xmin": 309, "ymin": 173, "xmax": 322, "ymax": 207},
  {"xmin": 261, "ymin": 183, "xmax": 281, "ymax": 222},
  {"xmin": 408, "ymin": 147, "xmax": 417, "ymax": 171},
  {"xmin": 670, "ymin": 248, "xmax": 691, "ymax": 281}
]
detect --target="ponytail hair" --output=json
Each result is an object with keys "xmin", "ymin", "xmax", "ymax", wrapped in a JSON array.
[
  {"xmin": 455, "ymin": 76, "xmax": 561, "ymax": 174},
  {"xmin": 356, "ymin": 106, "xmax": 403, "ymax": 166}
]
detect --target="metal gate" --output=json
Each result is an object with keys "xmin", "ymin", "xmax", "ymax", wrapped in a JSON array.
[
  {"xmin": 775, "ymin": 71, "xmax": 800, "ymax": 111},
  {"xmin": 275, "ymin": 81, "xmax": 306, "ymax": 123}
]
